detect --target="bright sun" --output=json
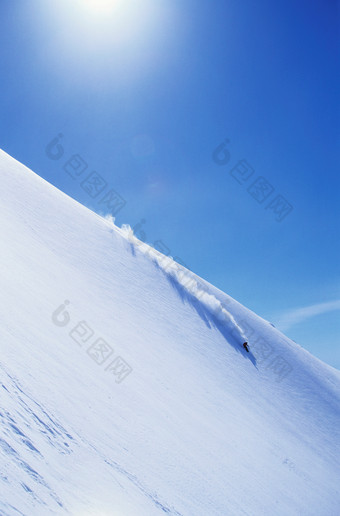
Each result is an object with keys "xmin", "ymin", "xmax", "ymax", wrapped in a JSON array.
[{"xmin": 82, "ymin": 0, "xmax": 120, "ymax": 14}]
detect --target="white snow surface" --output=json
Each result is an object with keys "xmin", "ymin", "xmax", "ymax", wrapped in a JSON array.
[{"xmin": 0, "ymin": 149, "xmax": 339, "ymax": 516}]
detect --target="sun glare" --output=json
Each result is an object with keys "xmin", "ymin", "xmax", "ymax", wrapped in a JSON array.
[{"xmin": 82, "ymin": 0, "xmax": 121, "ymax": 14}]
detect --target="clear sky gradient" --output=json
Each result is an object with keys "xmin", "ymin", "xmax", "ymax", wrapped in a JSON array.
[{"xmin": 1, "ymin": 0, "xmax": 339, "ymax": 368}]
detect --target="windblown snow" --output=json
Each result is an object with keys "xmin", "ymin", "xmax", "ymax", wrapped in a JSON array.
[{"xmin": 0, "ymin": 149, "xmax": 339, "ymax": 516}]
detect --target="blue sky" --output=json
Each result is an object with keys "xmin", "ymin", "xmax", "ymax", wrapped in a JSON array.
[{"xmin": 1, "ymin": 0, "xmax": 339, "ymax": 368}]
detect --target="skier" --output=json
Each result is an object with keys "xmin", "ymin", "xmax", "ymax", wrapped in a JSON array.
[{"xmin": 243, "ymin": 342, "xmax": 249, "ymax": 353}]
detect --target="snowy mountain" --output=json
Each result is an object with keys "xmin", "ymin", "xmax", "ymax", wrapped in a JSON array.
[{"xmin": 0, "ymin": 149, "xmax": 339, "ymax": 516}]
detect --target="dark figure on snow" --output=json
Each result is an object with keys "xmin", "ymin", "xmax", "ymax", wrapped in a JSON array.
[{"xmin": 243, "ymin": 342, "xmax": 249, "ymax": 352}]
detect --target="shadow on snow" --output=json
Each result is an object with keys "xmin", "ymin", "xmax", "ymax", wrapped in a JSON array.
[{"xmin": 152, "ymin": 259, "xmax": 257, "ymax": 368}]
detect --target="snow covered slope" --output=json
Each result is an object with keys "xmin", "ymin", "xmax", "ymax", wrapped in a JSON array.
[{"xmin": 0, "ymin": 149, "xmax": 339, "ymax": 516}]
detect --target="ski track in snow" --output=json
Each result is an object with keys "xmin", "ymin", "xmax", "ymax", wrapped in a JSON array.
[
  {"xmin": 0, "ymin": 363, "xmax": 69, "ymax": 513},
  {"xmin": 0, "ymin": 361, "xmax": 184, "ymax": 515}
]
